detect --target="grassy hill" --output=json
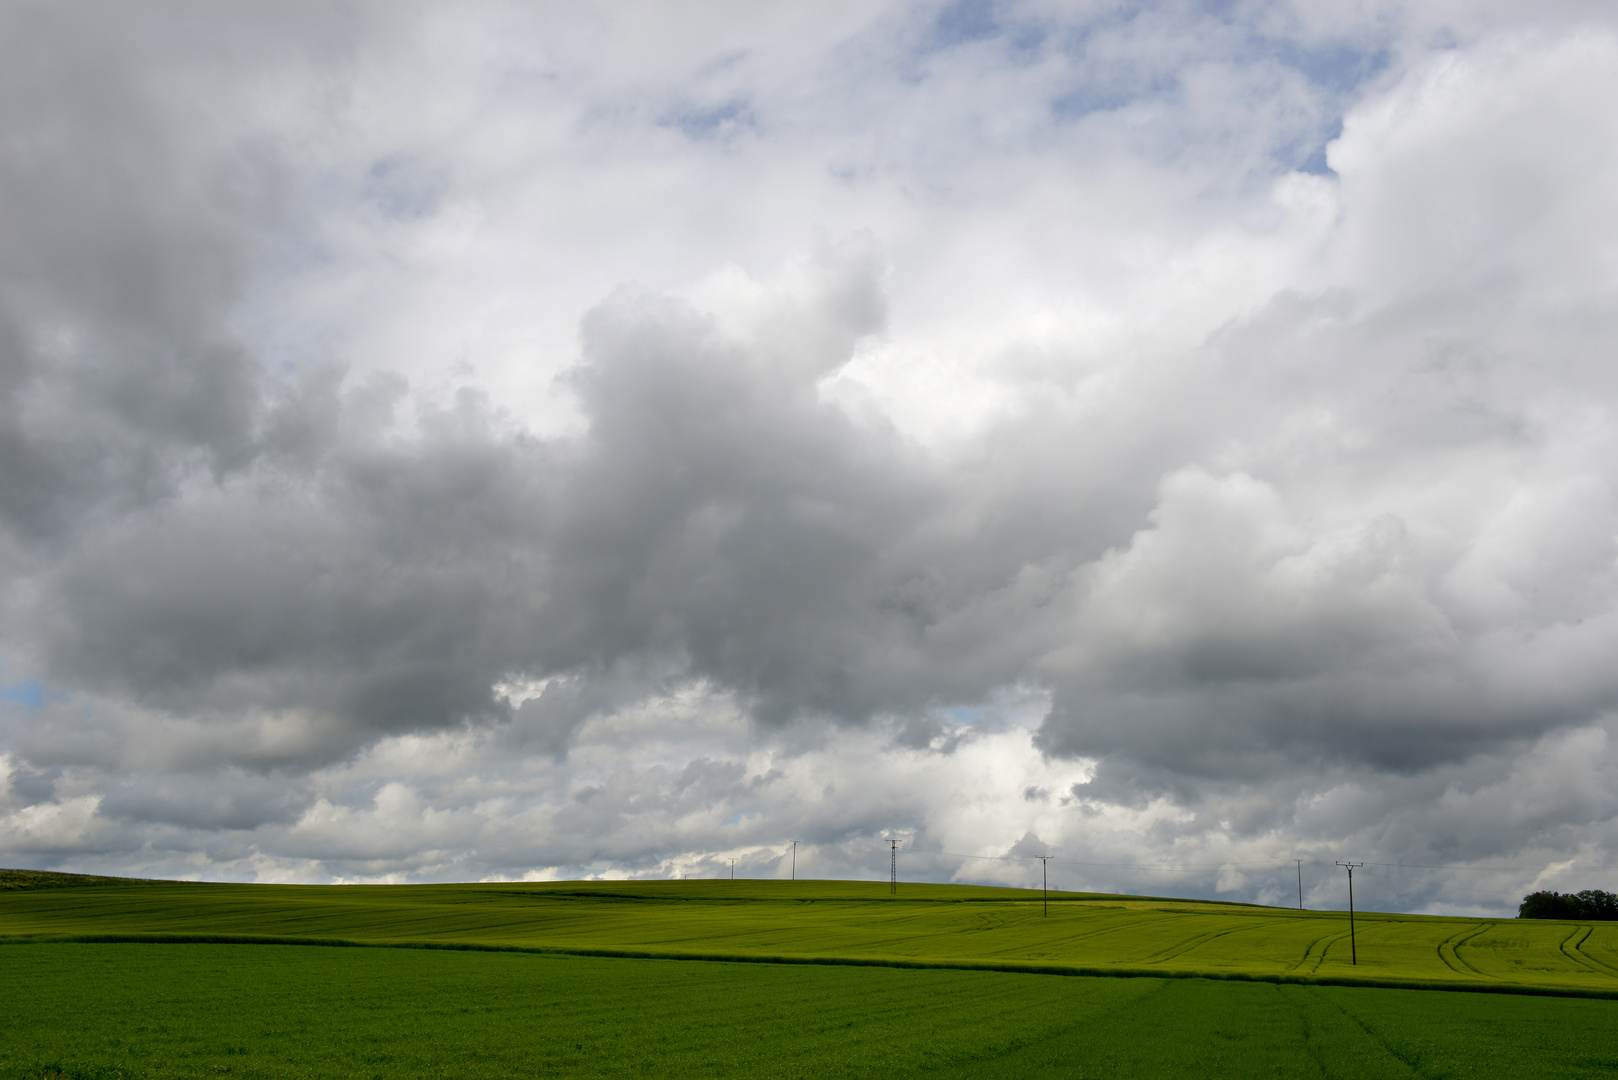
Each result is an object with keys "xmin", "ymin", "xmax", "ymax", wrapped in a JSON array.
[
  {"xmin": 4, "ymin": 872, "xmax": 1617, "ymax": 996},
  {"xmin": 6, "ymin": 872, "xmax": 1618, "ymax": 1078}
]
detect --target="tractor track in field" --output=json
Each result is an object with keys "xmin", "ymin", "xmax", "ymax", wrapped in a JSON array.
[
  {"xmin": 1139, "ymin": 923, "xmax": 1249, "ymax": 965},
  {"xmin": 1436, "ymin": 923, "xmax": 1492, "ymax": 979},
  {"xmin": 1558, "ymin": 925, "xmax": 1618, "ymax": 978},
  {"xmin": 1304, "ymin": 929, "xmax": 1354, "ymax": 974},
  {"xmin": 1279, "ymin": 985, "xmax": 1333, "ymax": 1080},
  {"xmin": 1321, "ymin": 992, "xmax": 1428, "ymax": 1078},
  {"xmin": 1289, "ymin": 929, "xmax": 1339, "ymax": 973},
  {"xmin": 1016, "ymin": 915, "xmax": 1176, "ymax": 952},
  {"xmin": 1570, "ymin": 925, "xmax": 1618, "ymax": 976}
]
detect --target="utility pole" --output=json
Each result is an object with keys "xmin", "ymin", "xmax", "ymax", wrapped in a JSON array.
[
  {"xmin": 888, "ymin": 838, "xmax": 901, "ymax": 895},
  {"xmin": 730, "ymin": 858, "xmax": 736, "ymax": 880},
  {"xmin": 1295, "ymin": 859, "xmax": 1304, "ymax": 911},
  {"xmin": 1336, "ymin": 862, "xmax": 1362, "ymax": 965},
  {"xmin": 788, "ymin": 840, "xmax": 799, "ymax": 881},
  {"xmin": 1037, "ymin": 856, "xmax": 1052, "ymax": 916}
]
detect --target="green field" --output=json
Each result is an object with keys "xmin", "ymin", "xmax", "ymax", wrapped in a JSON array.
[
  {"xmin": 5, "ymin": 871, "xmax": 1618, "ymax": 1078},
  {"xmin": 6, "ymin": 872, "xmax": 1618, "ymax": 994},
  {"xmin": 7, "ymin": 942, "xmax": 1618, "ymax": 1079}
]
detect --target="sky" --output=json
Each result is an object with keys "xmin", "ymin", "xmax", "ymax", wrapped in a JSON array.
[{"xmin": 3, "ymin": 0, "xmax": 1618, "ymax": 916}]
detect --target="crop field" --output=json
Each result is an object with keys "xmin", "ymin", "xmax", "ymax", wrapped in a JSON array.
[
  {"xmin": 4, "ymin": 871, "xmax": 1618, "ymax": 1077},
  {"xmin": 7, "ymin": 872, "xmax": 1618, "ymax": 993},
  {"xmin": 6, "ymin": 941, "xmax": 1618, "ymax": 1079}
]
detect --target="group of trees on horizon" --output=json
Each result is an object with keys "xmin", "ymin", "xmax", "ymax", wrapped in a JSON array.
[{"xmin": 1519, "ymin": 890, "xmax": 1618, "ymax": 920}]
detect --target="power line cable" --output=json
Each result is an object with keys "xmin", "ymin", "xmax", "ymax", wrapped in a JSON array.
[
  {"xmin": 913, "ymin": 851, "xmax": 1618, "ymax": 875},
  {"xmin": 1363, "ymin": 860, "xmax": 1618, "ymax": 872}
]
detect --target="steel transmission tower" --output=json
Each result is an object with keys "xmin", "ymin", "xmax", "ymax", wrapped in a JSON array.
[{"xmin": 888, "ymin": 838, "xmax": 901, "ymax": 894}]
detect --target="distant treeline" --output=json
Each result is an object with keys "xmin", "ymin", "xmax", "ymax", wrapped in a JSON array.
[
  {"xmin": 1518, "ymin": 890, "xmax": 1618, "ymax": 920},
  {"xmin": 0, "ymin": 868, "xmax": 156, "ymax": 891}
]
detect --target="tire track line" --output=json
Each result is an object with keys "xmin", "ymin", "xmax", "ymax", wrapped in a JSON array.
[
  {"xmin": 1441, "ymin": 923, "xmax": 1494, "ymax": 979},
  {"xmin": 1139, "ymin": 924, "xmax": 1246, "ymax": 965},
  {"xmin": 1288, "ymin": 931, "xmax": 1333, "ymax": 973},
  {"xmin": 1307, "ymin": 929, "xmax": 1353, "ymax": 974},
  {"xmin": 1554, "ymin": 924, "xmax": 1618, "ymax": 980},
  {"xmin": 1568, "ymin": 924, "xmax": 1618, "ymax": 978},
  {"xmin": 1321, "ymin": 988, "xmax": 1428, "ymax": 1078}
]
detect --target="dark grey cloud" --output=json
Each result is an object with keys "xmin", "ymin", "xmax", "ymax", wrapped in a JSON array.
[
  {"xmin": 0, "ymin": 2, "xmax": 368, "ymax": 542},
  {"xmin": 26, "ymin": 239, "xmax": 931, "ymax": 760},
  {"xmin": 98, "ymin": 769, "xmax": 312, "ymax": 831}
]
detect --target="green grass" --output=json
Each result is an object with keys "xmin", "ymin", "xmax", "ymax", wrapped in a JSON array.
[
  {"xmin": 5, "ymin": 875, "xmax": 1618, "ymax": 995},
  {"xmin": 5, "ymin": 942, "xmax": 1618, "ymax": 1079},
  {"xmin": 8, "ymin": 875, "xmax": 1618, "ymax": 1077}
]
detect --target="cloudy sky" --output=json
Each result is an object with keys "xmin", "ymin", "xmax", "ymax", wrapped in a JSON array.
[{"xmin": 4, "ymin": 0, "xmax": 1618, "ymax": 915}]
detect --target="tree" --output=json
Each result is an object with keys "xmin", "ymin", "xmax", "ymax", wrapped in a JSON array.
[
  {"xmin": 1575, "ymin": 890, "xmax": 1618, "ymax": 920},
  {"xmin": 1519, "ymin": 890, "xmax": 1618, "ymax": 920}
]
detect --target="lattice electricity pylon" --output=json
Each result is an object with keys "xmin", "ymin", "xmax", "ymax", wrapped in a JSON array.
[{"xmin": 888, "ymin": 838, "xmax": 901, "ymax": 894}]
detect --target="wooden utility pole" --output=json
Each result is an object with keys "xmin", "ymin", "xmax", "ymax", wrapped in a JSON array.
[{"xmin": 1336, "ymin": 862, "xmax": 1363, "ymax": 964}]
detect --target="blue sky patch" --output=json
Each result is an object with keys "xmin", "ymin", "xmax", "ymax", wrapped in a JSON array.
[
  {"xmin": 660, "ymin": 98, "xmax": 756, "ymax": 140},
  {"xmin": 932, "ymin": 0, "xmax": 999, "ymax": 49},
  {"xmin": 1, "ymin": 679, "xmax": 45, "ymax": 708},
  {"xmin": 1277, "ymin": 40, "xmax": 1390, "ymax": 96},
  {"xmin": 1299, "ymin": 117, "xmax": 1345, "ymax": 175}
]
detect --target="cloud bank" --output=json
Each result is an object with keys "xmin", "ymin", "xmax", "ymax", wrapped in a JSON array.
[{"xmin": 4, "ymin": 1, "xmax": 1618, "ymax": 915}]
